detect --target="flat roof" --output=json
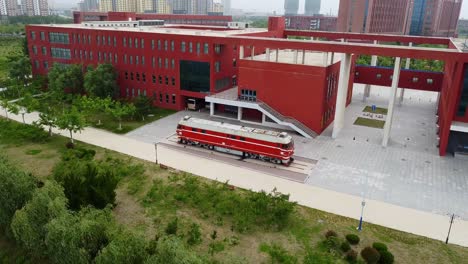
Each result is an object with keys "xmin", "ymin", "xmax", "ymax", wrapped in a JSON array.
[
  {"xmin": 30, "ymin": 23, "xmax": 268, "ymax": 37},
  {"xmin": 451, "ymin": 38, "xmax": 468, "ymax": 52},
  {"xmin": 251, "ymin": 49, "xmax": 341, "ymax": 67}
]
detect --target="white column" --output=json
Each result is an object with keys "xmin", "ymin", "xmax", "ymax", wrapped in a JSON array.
[
  {"xmin": 275, "ymin": 49, "xmax": 279, "ymax": 62},
  {"xmin": 330, "ymin": 52, "xmax": 335, "ymax": 64},
  {"xmin": 293, "ymin": 49, "xmax": 298, "ymax": 64},
  {"xmin": 210, "ymin": 102, "xmax": 214, "ymax": 116},
  {"xmin": 332, "ymin": 53, "xmax": 352, "ymax": 139},
  {"xmin": 323, "ymin": 52, "xmax": 329, "ymax": 66},
  {"xmin": 382, "ymin": 57, "xmax": 402, "ymax": 147},
  {"xmin": 399, "ymin": 42, "xmax": 412, "ymax": 105},
  {"xmin": 262, "ymin": 113, "xmax": 266, "ymax": 123},
  {"xmin": 266, "ymin": 48, "xmax": 270, "ymax": 62},
  {"xmin": 251, "ymin": 46, "xmax": 255, "ymax": 60},
  {"xmin": 237, "ymin": 107, "xmax": 243, "ymax": 120},
  {"xmin": 239, "ymin": 45, "xmax": 244, "ymax": 59},
  {"xmin": 363, "ymin": 40, "xmax": 378, "ymax": 102},
  {"xmin": 302, "ymin": 50, "xmax": 306, "ymax": 64}
]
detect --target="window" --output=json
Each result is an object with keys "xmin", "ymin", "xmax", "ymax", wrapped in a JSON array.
[
  {"xmin": 126, "ymin": 87, "xmax": 129, "ymax": 97},
  {"xmin": 123, "ymin": 37, "xmax": 127, "ymax": 47},
  {"xmin": 48, "ymin": 32, "xmax": 70, "ymax": 44},
  {"xmin": 33, "ymin": 46, "xmax": 38, "ymax": 55},
  {"xmin": 165, "ymin": 76, "xmax": 169, "ymax": 85},
  {"xmin": 142, "ymin": 73, "xmax": 146, "ymax": 82},
  {"xmin": 152, "ymin": 57, "xmax": 155, "ymax": 68},
  {"xmin": 171, "ymin": 40, "xmax": 174, "ymax": 51},
  {"xmin": 141, "ymin": 39, "xmax": 144, "ymax": 48},
  {"xmin": 376, "ymin": 74, "xmax": 382, "ymax": 79},
  {"xmin": 158, "ymin": 40, "xmax": 161, "ymax": 50},
  {"xmin": 102, "ymin": 36, "xmax": 106, "ymax": 45},
  {"xmin": 124, "ymin": 54, "xmax": 127, "ymax": 64},
  {"xmin": 130, "ymin": 56, "xmax": 133, "ymax": 64},
  {"xmin": 233, "ymin": 59, "xmax": 237, "ymax": 67},
  {"xmin": 43, "ymin": 61, "xmax": 48, "ymax": 69},
  {"xmin": 215, "ymin": 61, "xmax": 220, "ymax": 73},
  {"xmin": 88, "ymin": 35, "xmax": 91, "ymax": 44},
  {"xmin": 129, "ymin": 38, "xmax": 132, "ymax": 48},
  {"xmin": 164, "ymin": 40, "xmax": 168, "ymax": 51},
  {"xmin": 152, "ymin": 75, "xmax": 156, "ymax": 84},
  {"xmin": 189, "ymin": 42, "xmax": 193, "ymax": 53},
  {"xmin": 151, "ymin": 40, "xmax": 155, "ymax": 50},
  {"xmin": 204, "ymin": 43, "xmax": 209, "ymax": 54},
  {"xmin": 34, "ymin": 60, "xmax": 39, "ymax": 69},
  {"xmin": 171, "ymin": 77, "xmax": 176, "ymax": 86},
  {"xmin": 214, "ymin": 44, "xmax": 221, "ymax": 54},
  {"xmin": 144, "ymin": 90, "xmax": 147, "ymax": 96},
  {"xmin": 181, "ymin": 41, "xmax": 186, "ymax": 52},
  {"xmin": 135, "ymin": 38, "xmax": 139, "ymax": 48},
  {"xmin": 103, "ymin": 53, "xmax": 107, "ymax": 61},
  {"xmin": 138, "ymin": 89, "xmax": 141, "ymax": 96},
  {"xmin": 114, "ymin": 37, "xmax": 117, "ymax": 47},
  {"xmin": 171, "ymin": 59, "xmax": 175, "ymax": 69},
  {"xmin": 131, "ymin": 72, "xmax": 134, "ymax": 80},
  {"xmin": 166, "ymin": 94, "xmax": 169, "ymax": 103},
  {"xmin": 40, "ymin": 32, "xmax": 45, "ymax": 41},
  {"xmin": 136, "ymin": 56, "xmax": 139, "ymax": 65},
  {"xmin": 31, "ymin": 31, "xmax": 36, "ymax": 40},
  {"xmin": 159, "ymin": 92, "xmax": 163, "ymax": 103},
  {"xmin": 125, "ymin": 72, "xmax": 128, "ymax": 80},
  {"xmin": 172, "ymin": 94, "xmax": 176, "ymax": 104},
  {"xmin": 97, "ymin": 36, "xmax": 100, "ymax": 45},
  {"xmin": 90, "ymin": 51, "xmax": 93, "ymax": 60},
  {"xmin": 240, "ymin": 89, "xmax": 257, "ymax": 101},
  {"xmin": 196, "ymin": 43, "xmax": 201, "ymax": 54},
  {"xmin": 142, "ymin": 56, "xmax": 145, "ymax": 65},
  {"xmin": 132, "ymin": 88, "xmax": 135, "ymax": 97},
  {"xmin": 427, "ymin": 79, "xmax": 433, "ymax": 84},
  {"xmin": 165, "ymin": 58, "xmax": 168, "ymax": 68},
  {"xmin": 136, "ymin": 73, "xmax": 140, "ymax": 81},
  {"xmin": 50, "ymin": 48, "xmax": 71, "ymax": 59},
  {"xmin": 108, "ymin": 36, "xmax": 111, "ymax": 46},
  {"xmin": 158, "ymin": 75, "xmax": 162, "ymax": 84},
  {"xmin": 114, "ymin": 54, "xmax": 117, "ymax": 63}
]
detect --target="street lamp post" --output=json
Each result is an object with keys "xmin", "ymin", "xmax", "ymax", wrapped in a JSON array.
[
  {"xmin": 357, "ymin": 199, "xmax": 366, "ymax": 231},
  {"xmin": 446, "ymin": 213, "xmax": 456, "ymax": 244}
]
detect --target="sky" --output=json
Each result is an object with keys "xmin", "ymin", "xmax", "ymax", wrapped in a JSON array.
[{"xmin": 52, "ymin": 0, "xmax": 468, "ymax": 19}]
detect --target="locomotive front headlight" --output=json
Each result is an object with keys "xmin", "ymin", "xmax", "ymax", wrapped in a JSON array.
[
  {"xmin": 178, "ymin": 132, "xmax": 182, "ymax": 135},
  {"xmin": 280, "ymin": 152, "xmax": 285, "ymax": 155}
]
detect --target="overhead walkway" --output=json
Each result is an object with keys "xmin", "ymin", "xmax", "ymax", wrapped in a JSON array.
[{"xmin": 205, "ymin": 88, "xmax": 318, "ymax": 138}]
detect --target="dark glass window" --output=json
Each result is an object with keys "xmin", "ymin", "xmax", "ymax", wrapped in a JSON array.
[
  {"xmin": 457, "ymin": 66, "xmax": 468, "ymax": 117},
  {"xmin": 180, "ymin": 60, "xmax": 210, "ymax": 93}
]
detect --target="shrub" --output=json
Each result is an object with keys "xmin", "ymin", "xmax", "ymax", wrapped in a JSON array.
[
  {"xmin": 260, "ymin": 243, "xmax": 298, "ymax": 264},
  {"xmin": 378, "ymin": 251, "xmax": 394, "ymax": 264},
  {"xmin": 325, "ymin": 230, "xmax": 338, "ymax": 239},
  {"xmin": 224, "ymin": 236, "xmax": 240, "ymax": 246},
  {"xmin": 345, "ymin": 249, "xmax": 358, "ymax": 263},
  {"xmin": 187, "ymin": 223, "xmax": 202, "ymax": 246},
  {"xmin": 62, "ymin": 147, "xmax": 96, "ymax": 161},
  {"xmin": 95, "ymin": 231, "xmax": 148, "ymax": 264},
  {"xmin": 0, "ymin": 120, "xmax": 48, "ymax": 144},
  {"xmin": 208, "ymin": 241, "xmax": 225, "ymax": 256},
  {"xmin": 361, "ymin": 247, "xmax": 380, "ymax": 264},
  {"xmin": 341, "ymin": 241, "xmax": 351, "ymax": 252},
  {"xmin": 372, "ymin": 242, "xmax": 388, "ymax": 253},
  {"xmin": 53, "ymin": 158, "xmax": 119, "ymax": 210},
  {"xmin": 322, "ymin": 236, "xmax": 341, "ymax": 253},
  {"xmin": 146, "ymin": 236, "xmax": 203, "ymax": 264},
  {"xmin": 66, "ymin": 142, "xmax": 75, "ymax": 149},
  {"xmin": 165, "ymin": 218, "xmax": 178, "ymax": 235},
  {"xmin": 346, "ymin": 234, "xmax": 360, "ymax": 245}
]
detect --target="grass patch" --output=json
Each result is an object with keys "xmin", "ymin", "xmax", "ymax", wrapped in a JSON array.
[
  {"xmin": 25, "ymin": 149, "xmax": 42, "ymax": 155},
  {"xmin": 363, "ymin": 106, "xmax": 388, "ymax": 115},
  {"xmin": 354, "ymin": 117, "xmax": 386, "ymax": 129},
  {"xmin": 1, "ymin": 118, "xmax": 468, "ymax": 264}
]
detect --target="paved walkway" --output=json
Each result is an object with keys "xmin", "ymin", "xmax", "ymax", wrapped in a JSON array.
[{"xmin": 1, "ymin": 102, "xmax": 468, "ymax": 247}]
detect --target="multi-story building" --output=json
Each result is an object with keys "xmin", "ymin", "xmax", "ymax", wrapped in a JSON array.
[
  {"xmin": 99, "ymin": 0, "xmax": 115, "ymax": 12},
  {"xmin": 222, "ymin": 0, "xmax": 231, "ymax": 15},
  {"xmin": 0, "ymin": 0, "xmax": 8, "ymax": 17},
  {"xmin": 79, "ymin": 0, "xmax": 99, "ymax": 12},
  {"xmin": 417, "ymin": 0, "xmax": 462, "ymax": 37},
  {"xmin": 153, "ymin": 0, "xmax": 172, "ymax": 14},
  {"xmin": 304, "ymin": 0, "xmax": 321, "ymax": 16},
  {"xmin": 284, "ymin": 0, "xmax": 299, "ymax": 16},
  {"xmin": 337, "ymin": 0, "xmax": 411, "ymax": 34},
  {"xmin": 21, "ymin": 0, "xmax": 49, "ymax": 16},
  {"xmin": 1, "ymin": 0, "xmax": 21, "ymax": 16},
  {"xmin": 285, "ymin": 15, "xmax": 337, "ymax": 31},
  {"xmin": 193, "ymin": 0, "xmax": 213, "ymax": 15},
  {"xmin": 26, "ymin": 13, "xmax": 468, "ymax": 157},
  {"xmin": 172, "ymin": 0, "xmax": 195, "ymax": 14}
]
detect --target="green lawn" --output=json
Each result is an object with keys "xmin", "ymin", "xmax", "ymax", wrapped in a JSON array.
[
  {"xmin": 89, "ymin": 107, "xmax": 176, "ymax": 134},
  {"xmin": 354, "ymin": 117, "xmax": 386, "ymax": 129},
  {"xmin": 363, "ymin": 106, "xmax": 388, "ymax": 115},
  {"xmin": 1, "ymin": 117, "xmax": 468, "ymax": 263}
]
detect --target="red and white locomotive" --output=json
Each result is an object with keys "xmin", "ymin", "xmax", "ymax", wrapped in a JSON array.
[{"xmin": 176, "ymin": 116, "xmax": 295, "ymax": 165}]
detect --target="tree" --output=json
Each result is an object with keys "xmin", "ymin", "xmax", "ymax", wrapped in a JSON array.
[
  {"xmin": 106, "ymin": 101, "xmax": 136, "ymax": 130},
  {"xmin": 48, "ymin": 64, "xmax": 84, "ymax": 98},
  {"xmin": 37, "ymin": 111, "xmax": 57, "ymax": 136},
  {"xmin": 84, "ymin": 64, "xmax": 118, "ymax": 99},
  {"xmin": 134, "ymin": 95, "xmax": 152, "ymax": 121},
  {"xmin": 0, "ymin": 97, "xmax": 19, "ymax": 120},
  {"xmin": 46, "ymin": 207, "xmax": 114, "ymax": 264},
  {"xmin": 18, "ymin": 93, "xmax": 39, "ymax": 123},
  {"xmin": 0, "ymin": 155, "xmax": 36, "ymax": 235},
  {"xmin": 187, "ymin": 223, "xmax": 202, "ymax": 246},
  {"xmin": 53, "ymin": 158, "xmax": 119, "ymax": 211},
  {"xmin": 95, "ymin": 231, "xmax": 148, "ymax": 264},
  {"xmin": 8, "ymin": 55, "xmax": 31, "ymax": 87},
  {"xmin": 77, "ymin": 96, "xmax": 112, "ymax": 125},
  {"xmin": 145, "ymin": 236, "xmax": 203, "ymax": 264},
  {"xmin": 56, "ymin": 106, "xmax": 85, "ymax": 144},
  {"xmin": 11, "ymin": 181, "xmax": 68, "ymax": 258}
]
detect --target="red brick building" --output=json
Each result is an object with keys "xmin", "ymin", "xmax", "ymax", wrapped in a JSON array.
[
  {"xmin": 285, "ymin": 15, "xmax": 337, "ymax": 31},
  {"xmin": 26, "ymin": 13, "xmax": 468, "ymax": 156}
]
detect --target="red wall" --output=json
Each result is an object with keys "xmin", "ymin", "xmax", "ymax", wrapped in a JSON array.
[
  {"xmin": 354, "ymin": 66, "xmax": 443, "ymax": 92},
  {"xmin": 238, "ymin": 59, "xmax": 328, "ymax": 134}
]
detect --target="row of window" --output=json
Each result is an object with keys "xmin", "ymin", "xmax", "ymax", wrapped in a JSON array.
[
  {"xmin": 124, "ymin": 71, "xmax": 176, "ymax": 86},
  {"xmin": 239, "ymin": 89, "xmax": 257, "ymax": 101},
  {"xmin": 326, "ymin": 73, "xmax": 338, "ymax": 102},
  {"xmin": 51, "ymin": 48, "xmax": 72, "ymax": 59},
  {"xmin": 322, "ymin": 106, "xmax": 335, "ymax": 128},
  {"xmin": 33, "ymin": 60, "xmax": 49, "ymax": 70},
  {"xmin": 124, "ymin": 89, "xmax": 177, "ymax": 105},
  {"xmin": 49, "ymin": 32, "xmax": 70, "ymax": 44}
]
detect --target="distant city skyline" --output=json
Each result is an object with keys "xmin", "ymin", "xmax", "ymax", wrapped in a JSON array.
[{"xmin": 52, "ymin": 0, "xmax": 468, "ymax": 18}]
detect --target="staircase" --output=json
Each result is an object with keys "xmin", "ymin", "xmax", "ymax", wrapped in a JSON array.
[{"xmin": 257, "ymin": 102, "xmax": 318, "ymax": 138}]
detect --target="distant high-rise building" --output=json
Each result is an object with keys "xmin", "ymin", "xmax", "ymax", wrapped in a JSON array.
[
  {"xmin": 153, "ymin": 0, "xmax": 172, "ymax": 14},
  {"xmin": 99, "ymin": 0, "xmax": 114, "ymax": 12},
  {"xmin": 284, "ymin": 0, "xmax": 299, "ymax": 16},
  {"xmin": 337, "ymin": 0, "xmax": 411, "ymax": 34},
  {"xmin": 304, "ymin": 0, "xmax": 320, "ymax": 16},
  {"xmin": 22, "ymin": 0, "xmax": 49, "ymax": 16},
  {"xmin": 222, "ymin": 0, "xmax": 230, "ymax": 15},
  {"xmin": 79, "ymin": 0, "xmax": 99, "ymax": 12},
  {"xmin": 410, "ymin": 0, "xmax": 462, "ymax": 37},
  {"xmin": 0, "ymin": 0, "xmax": 8, "ymax": 17},
  {"xmin": 172, "ymin": 0, "xmax": 194, "ymax": 14},
  {"xmin": 194, "ymin": 0, "xmax": 213, "ymax": 15},
  {"xmin": 136, "ymin": 0, "xmax": 153, "ymax": 13}
]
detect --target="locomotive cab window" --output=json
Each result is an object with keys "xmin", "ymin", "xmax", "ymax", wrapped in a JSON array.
[
  {"xmin": 192, "ymin": 128, "xmax": 197, "ymax": 132},
  {"xmin": 201, "ymin": 130, "xmax": 206, "ymax": 134},
  {"xmin": 240, "ymin": 137, "xmax": 246, "ymax": 141},
  {"xmin": 177, "ymin": 125, "xmax": 182, "ymax": 129}
]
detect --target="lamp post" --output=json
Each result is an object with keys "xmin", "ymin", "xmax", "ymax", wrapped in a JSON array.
[
  {"xmin": 357, "ymin": 198, "xmax": 366, "ymax": 231},
  {"xmin": 446, "ymin": 213, "xmax": 457, "ymax": 244}
]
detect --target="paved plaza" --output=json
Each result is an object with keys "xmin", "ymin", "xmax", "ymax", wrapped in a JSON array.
[{"xmin": 126, "ymin": 84, "xmax": 468, "ymax": 220}]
